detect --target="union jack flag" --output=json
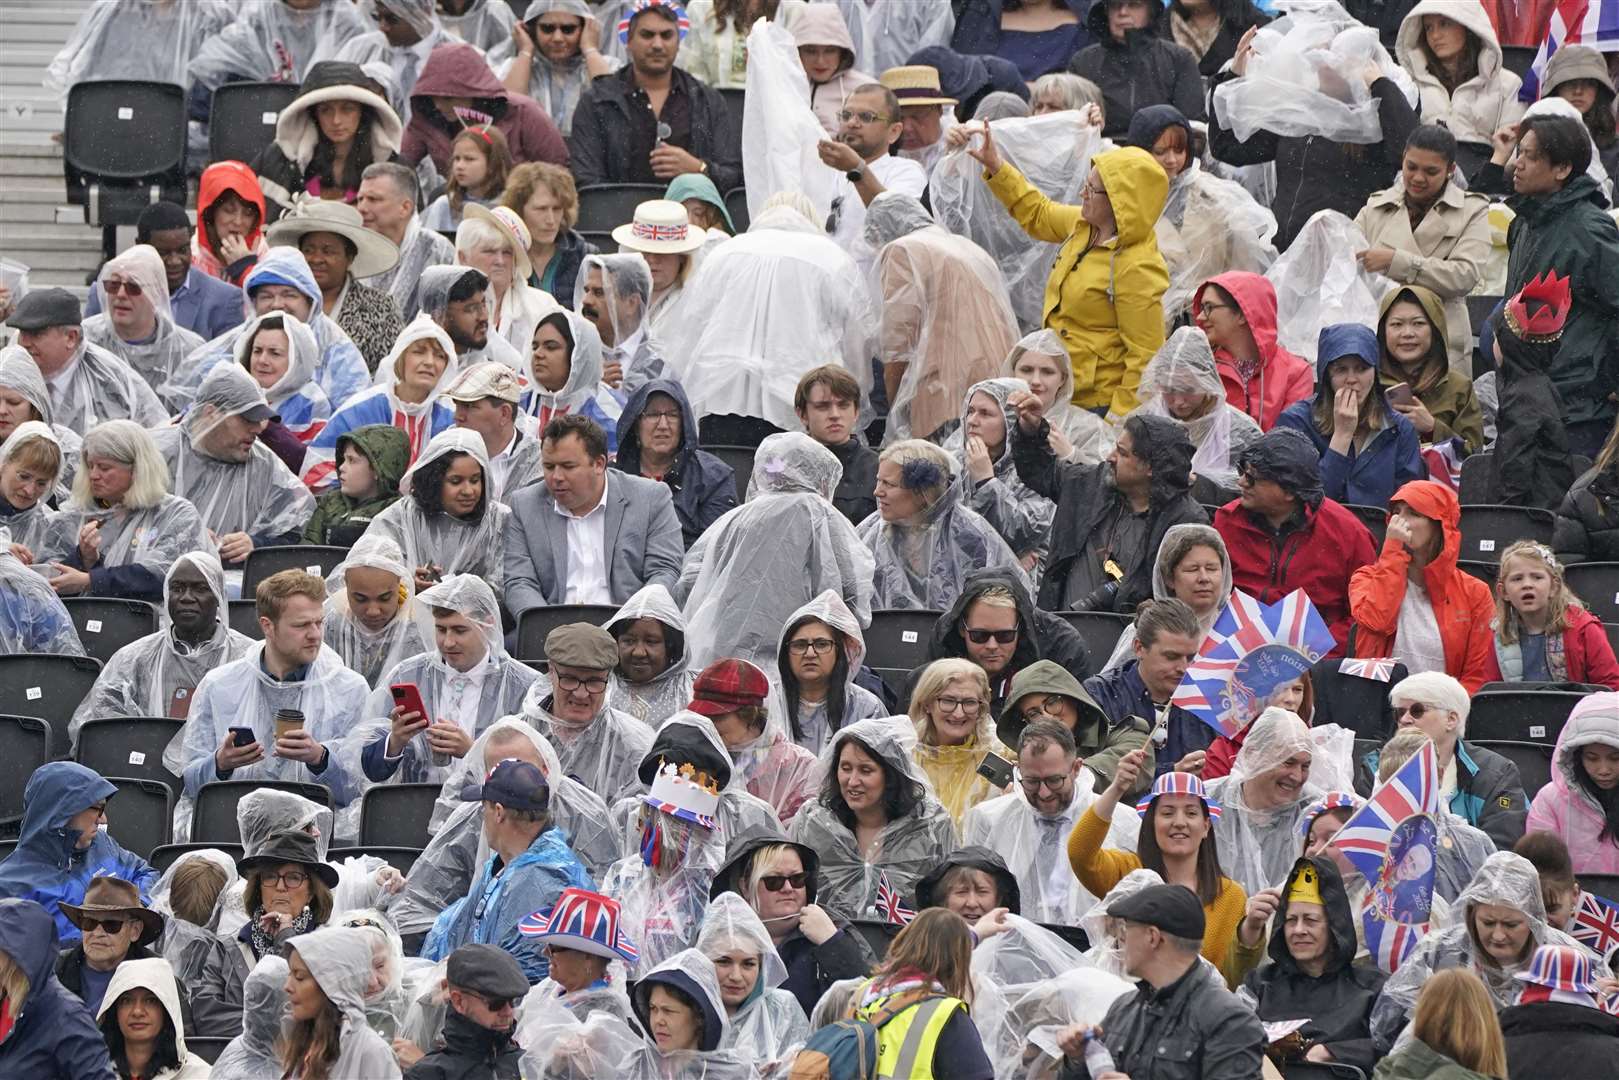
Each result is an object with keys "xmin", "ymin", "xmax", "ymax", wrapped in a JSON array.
[
  {"xmin": 1361, "ymin": 900, "xmax": 1426, "ymax": 974},
  {"xmin": 1572, "ymin": 890, "xmax": 1619, "ymax": 961},
  {"xmin": 1171, "ymin": 588, "xmax": 1335, "ymax": 738},
  {"xmin": 1339, "ymin": 657, "xmax": 1398, "ymax": 682},
  {"xmin": 1331, "ymin": 740, "xmax": 1441, "ymax": 883},
  {"xmin": 1522, "ymin": 0, "xmax": 1619, "ymax": 98},
  {"xmin": 875, "ymin": 871, "xmax": 915, "ymax": 928}
]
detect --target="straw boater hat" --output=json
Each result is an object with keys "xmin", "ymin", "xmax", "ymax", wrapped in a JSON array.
[
  {"xmin": 611, "ymin": 199, "xmax": 708, "ymax": 255},
  {"xmin": 880, "ymin": 65, "xmax": 958, "ymax": 107},
  {"xmin": 464, "ymin": 203, "xmax": 535, "ymax": 282},
  {"xmin": 60, "ymin": 877, "xmax": 164, "ymax": 946},
  {"xmin": 266, "ymin": 199, "xmax": 401, "ymax": 279}
]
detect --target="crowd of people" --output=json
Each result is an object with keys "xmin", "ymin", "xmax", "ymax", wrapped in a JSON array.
[{"xmin": 2, "ymin": 0, "xmax": 1619, "ymax": 1076}]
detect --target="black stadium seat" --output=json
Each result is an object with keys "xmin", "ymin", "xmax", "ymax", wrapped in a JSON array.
[
  {"xmin": 863, "ymin": 610, "xmax": 943, "ymax": 672},
  {"xmin": 724, "ymin": 186, "xmax": 749, "ymax": 232},
  {"xmin": 62, "ymin": 598, "xmax": 158, "ymax": 666},
  {"xmin": 240, "ymin": 545, "xmax": 352, "ymax": 597},
  {"xmin": 1578, "ymin": 873, "xmax": 1619, "ymax": 903},
  {"xmin": 147, "ymin": 842, "xmax": 243, "ymax": 874},
  {"xmin": 0, "ymin": 654, "xmax": 103, "ymax": 760},
  {"xmin": 1056, "ymin": 611, "xmax": 1133, "ymax": 668},
  {"xmin": 1567, "ymin": 563, "xmax": 1619, "ymax": 623},
  {"xmin": 0, "ymin": 716, "xmax": 52, "ymax": 832},
  {"xmin": 700, "ymin": 444, "xmax": 757, "ymax": 503},
  {"xmin": 359, "ymin": 784, "xmax": 441, "ymax": 849},
  {"xmin": 186, "ymin": 1037, "xmax": 231, "ymax": 1065},
  {"xmin": 1344, "ymin": 504, "xmax": 1388, "ymax": 546},
  {"xmin": 191, "ymin": 780, "xmax": 334, "ymax": 845},
  {"xmin": 229, "ymin": 599, "xmax": 264, "ymax": 640},
  {"xmin": 75, "ymin": 717, "xmax": 185, "ymax": 795},
  {"xmin": 1285, "ymin": 1063, "xmax": 1368, "ymax": 1080},
  {"xmin": 106, "ymin": 777, "xmax": 173, "ymax": 858},
  {"xmin": 1467, "ymin": 689, "xmax": 1584, "ymax": 744},
  {"xmin": 1457, "ymin": 504, "xmax": 1555, "ymax": 564},
  {"xmin": 1472, "ymin": 739, "xmax": 1554, "ymax": 799},
  {"xmin": 576, "ymin": 183, "xmax": 664, "ymax": 234},
  {"xmin": 208, "ymin": 80, "xmax": 299, "ymax": 169},
  {"xmin": 64, "ymin": 80, "xmax": 188, "ymax": 259},
  {"xmin": 513, "ymin": 604, "xmax": 620, "ymax": 663}
]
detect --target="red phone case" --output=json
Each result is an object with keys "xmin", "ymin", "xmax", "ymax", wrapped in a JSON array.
[{"xmin": 390, "ymin": 683, "xmax": 430, "ymax": 724}]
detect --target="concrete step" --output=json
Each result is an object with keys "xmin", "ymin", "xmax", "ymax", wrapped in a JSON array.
[{"xmin": 0, "ymin": 202, "xmax": 62, "ymax": 225}]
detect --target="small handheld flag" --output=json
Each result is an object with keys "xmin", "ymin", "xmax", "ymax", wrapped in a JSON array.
[{"xmin": 876, "ymin": 871, "xmax": 916, "ymax": 928}]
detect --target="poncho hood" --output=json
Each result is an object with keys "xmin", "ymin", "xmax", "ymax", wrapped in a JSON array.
[
  {"xmin": 232, "ymin": 310, "xmax": 322, "ymax": 407},
  {"xmin": 94, "ymin": 956, "xmax": 192, "ymax": 1061},
  {"xmin": 913, "ymin": 845, "xmax": 1022, "ymax": 914}
]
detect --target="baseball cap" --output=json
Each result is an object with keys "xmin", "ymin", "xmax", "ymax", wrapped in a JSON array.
[{"xmin": 459, "ymin": 758, "xmax": 550, "ymax": 811}]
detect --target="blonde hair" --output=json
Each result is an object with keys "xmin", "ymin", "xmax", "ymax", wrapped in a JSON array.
[
  {"xmin": 1494, "ymin": 540, "xmax": 1581, "ymax": 645},
  {"xmin": 453, "ymin": 216, "xmax": 511, "ymax": 258},
  {"xmin": 877, "ymin": 439, "xmax": 952, "ymax": 506},
  {"xmin": 1411, "ymin": 969, "xmax": 1509, "ymax": 1079},
  {"xmin": 0, "ymin": 950, "xmax": 29, "ymax": 1013},
  {"xmin": 71, "ymin": 420, "xmax": 170, "ymax": 510},
  {"xmin": 743, "ymin": 842, "xmax": 806, "ymax": 904},
  {"xmin": 1377, "ymin": 729, "xmax": 1435, "ymax": 783},
  {"xmin": 965, "ymin": 585, "xmax": 1017, "ymax": 612},
  {"xmin": 909, "ymin": 658, "xmax": 990, "ymax": 742},
  {"xmin": 2, "ymin": 432, "xmax": 62, "ymax": 482},
  {"xmin": 501, "ymin": 161, "xmax": 579, "ymax": 230}
]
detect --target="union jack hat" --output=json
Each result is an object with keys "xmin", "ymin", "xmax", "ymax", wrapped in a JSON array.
[
  {"xmin": 1136, "ymin": 771, "xmax": 1221, "ymax": 820},
  {"xmin": 616, "ymin": 0, "xmax": 689, "ymax": 43},
  {"xmin": 1298, "ymin": 791, "xmax": 1364, "ymax": 837},
  {"xmin": 518, "ymin": 887, "xmax": 639, "ymax": 963},
  {"xmin": 1515, "ymin": 944, "xmax": 1599, "ymax": 995}
]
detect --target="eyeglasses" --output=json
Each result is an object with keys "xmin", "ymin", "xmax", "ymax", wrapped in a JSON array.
[
  {"xmin": 1019, "ymin": 773, "xmax": 1071, "ymax": 792},
  {"xmin": 263, "ymin": 871, "xmax": 309, "ymax": 889},
  {"xmin": 1199, "ymin": 302, "xmax": 1233, "ymax": 314},
  {"xmin": 81, "ymin": 916, "xmax": 133, "ymax": 935},
  {"xmin": 535, "ymin": 20, "xmax": 579, "ymax": 34},
  {"xmin": 475, "ymin": 992, "xmax": 519, "ymax": 1011},
  {"xmin": 639, "ymin": 409, "xmax": 681, "ymax": 426},
  {"xmin": 1019, "ymin": 695, "xmax": 1068, "ymax": 722},
  {"xmin": 555, "ymin": 672, "xmax": 609, "ymax": 693},
  {"xmin": 1081, "ymin": 180, "xmax": 1106, "ymax": 200},
  {"xmin": 963, "ymin": 627, "xmax": 1017, "ymax": 645},
  {"xmin": 838, "ymin": 109, "xmax": 892, "ymax": 125},
  {"xmin": 104, "ymin": 280, "xmax": 143, "ymax": 297},
  {"xmin": 1394, "ymin": 702, "xmax": 1431, "ymax": 719},
  {"xmin": 759, "ymin": 872, "xmax": 808, "ymax": 892},
  {"xmin": 934, "ymin": 696, "xmax": 984, "ymax": 716},
  {"xmin": 788, "ymin": 638, "xmax": 836, "ymax": 656}
]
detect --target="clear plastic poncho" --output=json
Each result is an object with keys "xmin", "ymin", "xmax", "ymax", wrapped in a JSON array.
[
  {"xmin": 724, "ymin": 690, "xmax": 823, "ymax": 828},
  {"xmin": 82, "ymin": 243, "xmax": 206, "ymax": 408},
  {"xmin": 573, "ymin": 254, "xmax": 669, "ymax": 395},
  {"xmin": 333, "ymin": 907, "xmax": 409, "ymax": 1040},
  {"xmin": 436, "ymin": 0, "xmax": 514, "ymax": 52},
  {"xmin": 37, "ymin": 421, "xmax": 214, "ymax": 584},
  {"xmin": 283, "ymin": 926, "xmax": 404, "ymax": 1080},
  {"xmin": 352, "ymin": 573, "xmax": 539, "ymax": 785},
  {"xmin": 519, "ymin": 1009, "xmax": 641, "ymax": 1080},
  {"xmin": 856, "ymin": 476, "xmax": 1027, "ymax": 613},
  {"xmin": 210, "ymin": 954, "xmax": 289, "ymax": 1080},
  {"xmin": 150, "ymin": 364, "xmax": 316, "ymax": 541},
  {"xmin": 0, "ymin": 420, "xmax": 68, "ymax": 554},
  {"xmin": 944, "ymin": 377, "xmax": 1055, "ymax": 564},
  {"xmin": 0, "ymin": 526, "xmax": 83, "ymax": 656},
  {"xmin": 1128, "ymin": 327, "xmax": 1262, "ymax": 489},
  {"xmin": 166, "ymin": 640, "xmax": 371, "ymax": 843},
  {"xmin": 47, "ymin": 0, "xmax": 235, "ymax": 103},
  {"xmin": 41, "ymin": 337, "xmax": 170, "ymax": 433},
  {"xmin": 1210, "ymin": 0, "xmax": 1420, "ymax": 144},
  {"xmin": 867, "ymin": 196, "xmax": 1021, "ymax": 445},
  {"xmin": 604, "ymin": 584, "xmax": 697, "ymax": 728},
  {"xmin": 1156, "ymin": 164, "xmax": 1279, "ymax": 324},
  {"xmin": 676, "ymin": 432, "xmax": 874, "ymax": 671},
  {"xmin": 913, "ymin": 680, "xmax": 1015, "ymax": 832},
  {"xmin": 416, "ymin": 265, "xmax": 528, "ymax": 374},
  {"xmin": 974, "ymin": 914, "xmax": 1102, "ymax": 1076},
  {"xmin": 1104, "ymin": 523, "xmax": 1234, "ymax": 672},
  {"xmin": 68, "ymin": 551, "xmax": 256, "ymax": 742},
  {"xmin": 695, "ymin": 892, "xmax": 810, "ymax": 1066},
  {"xmin": 930, "ymin": 112, "xmax": 1103, "ymax": 331},
  {"xmin": 518, "ymin": 308, "xmax": 617, "ymax": 433},
  {"xmin": 229, "ymin": 310, "xmax": 331, "ymax": 437},
  {"xmin": 738, "ymin": 20, "xmax": 841, "ymax": 226},
  {"xmin": 1369, "ymin": 851, "xmax": 1599, "ymax": 1052},
  {"xmin": 359, "ymin": 427, "xmax": 511, "ymax": 589},
  {"xmin": 662, "ymin": 211, "xmax": 876, "ymax": 434},
  {"xmin": 491, "ymin": 0, "xmax": 614, "ymax": 136},
  {"xmin": 1082, "ymin": 869, "xmax": 1164, "ymax": 978},
  {"xmin": 0, "ymin": 346, "xmax": 83, "ymax": 500},
  {"xmin": 1204, "ymin": 708, "xmax": 1324, "ymax": 894},
  {"xmin": 1002, "ymin": 330, "xmax": 1109, "ymax": 466},
  {"xmin": 186, "ymin": 0, "xmax": 369, "ymax": 92},
  {"xmin": 1265, "ymin": 209, "xmax": 1392, "ymax": 363},
  {"xmin": 322, "ymin": 534, "xmax": 427, "ymax": 689},
  {"xmin": 786, "ymin": 716, "xmax": 958, "ymax": 922},
  {"xmin": 149, "ymin": 847, "xmax": 239, "ymax": 932},
  {"xmin": 767, "ymin": 589, "xmax": 887, "ymax": 765},
  {"xmin": 622, "ymin": 949, "xmax": 755, "ymax": 1080},
  {"xmin": 517, "ymin": 675, "xmax": 655, "ymax": 809}
]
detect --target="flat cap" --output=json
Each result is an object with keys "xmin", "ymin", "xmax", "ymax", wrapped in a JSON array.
[
  {"xmin": 446, "ymin": 943, "xmax": 530, "ymax": 1000},
  {"xmin": 1107, "ymin": 883, "xmax": 1205, "ymax": 940},
  {"xmin": 9, "ymin": 287, "xmax": 81, "ymax": 331},
  {"xmin": 545, "ymin": 622, "xmax": 618, "ymax": 671}
]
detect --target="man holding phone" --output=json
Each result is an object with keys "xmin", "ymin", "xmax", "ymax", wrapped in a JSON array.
[{"xmin": 359, "ymin": 574, "xmax": 539, "ymax": 784}]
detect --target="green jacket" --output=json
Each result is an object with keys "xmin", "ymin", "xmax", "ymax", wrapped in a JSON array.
[
  {"xmin": 997, "ymin": 659, "xmax": 1152, "ymax": 792},
  {"xmin": 1505, "ymin": 175, "xmax": 1619, "ymax": 428},
  {"xmin": 1371, "ymin": 1038, "xmax": 1496, "ymax": 1080},
  {"xmin": 301, "ymin": 424, "xmax": 411, "ymax": 545},
  {"xmin": 1376, "ymin": 284, "xmax": 1485, "ymax": 454}
]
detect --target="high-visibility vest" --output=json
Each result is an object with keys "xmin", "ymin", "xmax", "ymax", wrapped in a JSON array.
[{"xmin": 856, "ymin": 982, "xmax": 966, "ymax": 1080}]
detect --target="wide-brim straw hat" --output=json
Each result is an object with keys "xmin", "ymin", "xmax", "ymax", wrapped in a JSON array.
[
  {"xmin": 880, "ymin": 65, "xmax": 958, "ymax": 107},
  {"xmin": 267, "ymin": 198, "xmax": 401, "ymax": 279},
  {"xmin": 611, "ymin": 199, "xmax": 708, "ymax": 255}
]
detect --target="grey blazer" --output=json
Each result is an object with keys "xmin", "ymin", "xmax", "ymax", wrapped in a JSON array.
[{"xmin": 502, "ymin": 472, "xmax": 685, "ymax": 614}]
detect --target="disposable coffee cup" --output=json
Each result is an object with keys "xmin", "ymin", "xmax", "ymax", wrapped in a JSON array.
[{"xmin": 274, "ymin": 708, "xmax": 305, "ymax": 741}]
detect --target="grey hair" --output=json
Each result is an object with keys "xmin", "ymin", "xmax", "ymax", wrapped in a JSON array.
[
  {"xmin": 1390, "ymin": 671, "xmax": 1471, "ymax": 735},
  {"xmin": 362, "ymin": 161, "xmax": 419, "ymax": 209},
  {"xmin": 1031, "ymin": 72, "xmax": 1103, "ymax": 116},
  {"xmin": 454, "ymin": 217, "xmax": 509, "ymax": 256},
  {"xmin": 71, "ymin": 419, "xmax": 170, "ymax": 510},
  {"xmin": 877, "ymin": 439, "xmax": 952, "ymax": 503},
  {"xmin": 1163, "ymin": 931, "xmax": 1204, "ymax": 954}
]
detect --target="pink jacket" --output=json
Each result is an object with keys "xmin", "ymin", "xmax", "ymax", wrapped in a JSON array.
[{"xmin": 1526, "ymin": 693, "xmax": 1619, "ymax": 874}]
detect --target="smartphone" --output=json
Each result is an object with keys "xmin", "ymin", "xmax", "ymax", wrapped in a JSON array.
[
  {"xmin": 976, "ymin": 752, "xmax": 1015, "ymax": 789},
  {"xmin": 1384, "ymin": 382, "xmax": 1415, "ymax": 407},
  {"xmin": 390, "ymin": 683, "xmax": 430, "ymax": 723},
  {"xmin": 230, "ymin": 726, "xmax": 257, "ymax": 748}
]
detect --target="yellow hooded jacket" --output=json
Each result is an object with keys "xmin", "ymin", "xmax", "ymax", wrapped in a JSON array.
[{"xmin": 986, "ymin": 146, "xmax": 1170, "ymax": 418}]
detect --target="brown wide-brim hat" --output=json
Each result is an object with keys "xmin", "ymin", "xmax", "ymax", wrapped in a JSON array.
[{"xmin": 60, "ymin": 877, "xmax": 164, "ymax": 946}]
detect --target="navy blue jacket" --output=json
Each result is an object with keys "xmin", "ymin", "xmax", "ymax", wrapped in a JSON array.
[
  {"xmin": 1084, "ymin": 660, "xmax": 1213, "ymax": 777},
  {"xmin": 614, "ymin": 378, "xmax": 738, "ymax": 548},
  {"xmin": 0, "ymin": 898, "xmax": 117, "ymax": 1079}
]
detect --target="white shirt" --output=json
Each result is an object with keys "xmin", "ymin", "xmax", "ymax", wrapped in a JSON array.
[
  {"xmin": 436, "ymin": 653, "xmax": 492, "ymax": 735},
  {"xmin": 556, "ymin": 472, "xmax": 612, "ymax": 604},
  {"xmin": 1394, "ymin": 580, "xmax": 1449, "ymax": 677},
  {"xmin": 829, "ymin": 154, "xmax": 928, "ymax": 275},
  {"xmin": 485, "ymin": 427, "xmax": 519, "ymax": 500},
  {"xmin": 607, "ymin": 324, "xmax": 645, "ymax": 367}
]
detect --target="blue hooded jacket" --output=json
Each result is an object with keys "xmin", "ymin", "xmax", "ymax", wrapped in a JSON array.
[
  {"xmin": 0, "ymin": 898, "xmax": 117, "ymax": 1079},
  {"xmin": 0, "ymin": 763, "xmax": 156, "ymax": 944},
  {"xmin": 1274, "ymin": 323, "xmax": 1424, "ymax": 509},
  {"xmin": 613, "ymin": 378, "xmax": 738, "ymax": 548}
]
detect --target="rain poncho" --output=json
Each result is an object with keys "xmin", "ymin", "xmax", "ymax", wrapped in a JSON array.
[
  {"xmin": 726, "ymin": 701, "xmax": 823, "ymax": 828},
  {"xmin": 518, "ymin": 1009, "xmax": 641, "ymax": 1080},
  {"xmin": 695, "ymin": 892, "xmax": 811, "ymax": 1066},
  {"xmin": 436, "ymin": 0, "xmax": 515, "ymax": 52},
  {"xmin": 69, "ymin": 552, "xmax": 256, "ymax": 741},
  {"xmin": 943, "ymin": 377, "xmax": 1056, "ymax": 565},
  {"xmin": 574, "ymin": 255, "xmax": 671, "ymax": 397},
  {"xmin": 857, "ymin": 475, "xmax": 1027, "ymax": 613},
  {"xmin": 913, "ymin": 685, "xmax": 1015, "ymax": 831},
  {"xmin": 41, "ymin": 336, "xmax": 169, "ymax": 433},
  {"xmin": 230, "ymin": 310, "xmax": 330, "ymax": 441},
  {"xmin": 150, "ymin": 365, "xmax": 316, "ymax": 546},
  {"xmin": 210, "ymin": 954, "xmax": 289, "ymax": 1080},
  {"xmin": 623, "ymin": 949, "xmax": 755, "ymax": 1080},
  {"xmin": 321, "ymin": 534, "xmax": 426, "ymax": 688},
  {"xmin": 1103, "ymin": 523, "xmax": 1233, "ymax": 673},
  {"xmin": 827, "ymin": 0, "xmax": 954, "ymax": 76},
  {"xmin": 676, "ymin": 433, "xmax": 875, "ymax": 671},
  {"xmin": 491, "ymin": 0, "xmax": 618, "ymax": 135},
  {"xmin": 81, "ymin": 243, "xmax": 208, "ymax": 408},
  {"xmin": 0, "ymin": 761, "xmax": 157, "ymax": 942},
  {"xmin": 737, "ymin": 20, "xmax": 843, "ymax": 226},
  {"xmin": 519, "ymin": 677, "xmax": 654, "ymax": 808},
  {"xmin": 961, "ymin": 765, "xmax": 1142, "ymax": 927},
  {"xmin": 186, "ymin": 0, "xmax": 369, "ymax": 94},
  {"xmin": 0, "ymin": 422, "xmax": 65, "ymax": 554},
  {"xmin": 930, "ymin": 111, "xmax": 1103, "ymax": 331},
  {"xmin": 1204, "ymin": 708, "xmax": 1324, "ymax": 895},
  {"xmin": 1129, "ymin": 326, "xmax": 1263, "ymax": 489},
  {"xmin": 1527, "ymin": 694, "xmax": 1619, "ymax": 874},
  {"xmin": 303, "ymin": 313, "xmax": 458, "ymax": 490},
  {"xmin": 46, "ymin": 0, "xmax": 234, "ymax": 103},
  {"xmin": 355, "ymin": 573, "xmax": 540, "ymax": 785},
  {"xmin": 149, "ymin": 849, "xmax": 254, "ymax": 1037},
  {"xmin": 166, "ymin": 639, "xmax": 371, "ymax": 842},
  {"xmin": 787, "ymin": 717, "xmax": 958, "ymax": 921},
  {"xmin": 605, "ymin": 584, "xmax": 697, "ymax": 728},
  {"xmin": 358, "ymin": 427, "xmax": 512, "ymax": 589},
  {"xmin": 1211, "ymin": 1, "xmax": 1419, "ymax": 144},
  {"xmin": 415, "ymin": 265, "xmax": 528, "ymax": 374},
  {"xmin": 1370, "ymin": 851, "xmax": 1598, "ymax": 1053},
  {"xmin": 0, "ymin": 345, "xmax": 83, "ymax": 500},
  {"xmin": 171, "ymin": 248, "xmax": 372, "ymax": 410},
  {"xmin": 386, "ymin": 717, "xmax": 619, "ymax": 938},
  {"xmin": 772, "ymin": 591, "xmax": 887, "ymax": 759},
  {"xmin": 518, "ymin": 308, "xmax": 624, "ymax": 450},
  {"xmin": 662, "ymin": 207, "xmax": 877, "ymax": 434},
  {"xmin": 284, "ymin": 926, "xmax": 404, "ymax": 1079},
  {"xmin": 94, "ymin": 957, "xmax": 212, "ymax": 1078},
  {"xmin": 1001, "ymin": 329, "xmax": 1108, "ymax": 466},
  {"xmin": 0, "ymin": 527, "xmax": 84, "ymax": 656},
  {"xmin": 333, "ymin": 907, "xmax": 408, "ymax": 1038},
  {"xmin": 1265, "ymin": 210, "xmax": 1391, "ymax": 364},
  {"xmin": 866, "ymin": 194, "xmax": 1020, "ymax": 444}
]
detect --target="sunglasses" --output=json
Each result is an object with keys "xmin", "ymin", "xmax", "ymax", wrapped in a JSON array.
[
  {"xmin": 475, "ymin": 992, "xmax": 519, "ymax": 1011},
  {"xmin": 963, "ymin": 627, "xmax": 1017, "ymax": 645},
  {"xmin": 535, "ymin": 20, "xmax": 580, "ymax": 34},
  {"xmin": 759, "ymin": 872, "xmax": 807, "ymax": 892},
  {"xmin": 81, "ymin": 916, "xmax": 133, "ymax": 935},
  {"xmin": 104, "ymin": 280, "xmax": 143, "ymax": 297},
  {"xmin": 1394, "ymin": 702, "xmax": 1431, "ymax": 719}
]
